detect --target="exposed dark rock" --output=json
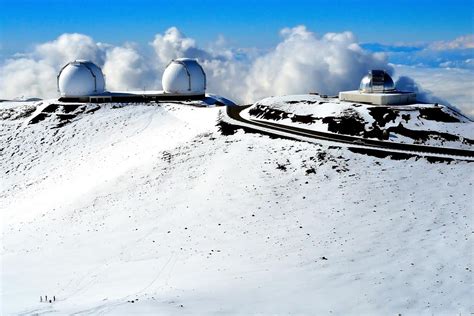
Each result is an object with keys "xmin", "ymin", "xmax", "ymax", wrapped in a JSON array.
[
  {"xmin": 285, "ymin": 100, "xmax": 319, "ymax": 105},
  {"xmin": 56, "ymin": 114, "xmax": 76, "ymax": 121},
  {"xmin": 462, "ymin": 138, "xmax": 474, "ymax": 145},
  {"xmin": 249, "ymin": 104, "xmax": 320, "ymax": 124},
  {"xmin": 368, "ymin": 107, "xmax": 399, "ymax": 127},
  {"xmin": 217, "ymin": 120, "xmax": 239, "ymax": 136},
  {"xmin": 387, "ymin": 123, "xmax": 460, "ymax": 143},
  {"xmin": 425, "ymin": 156, "xmax": 455, "ymax": 164},
  {"xmin": 418, "ymin": 107, "xmax": 460, "ymax": 123},
  {"xmin": 41, "ymin": 104, "xmax": 60, "ymax": 113},
  {"xmin": 348, "ymin": 147, "xmax": 415, "ymax": 160},
  {"xmin": 322, "ymin": 109, "xmax": 366, "ymax": 136},
  {"xmin": 292, "ymin": 114, "xmax": 318, "ymax": 124},
  {"xmin": 61, "ymin": 104, "xmax": 83, "ymax": 113},
  {"xmin": 348, "ymin": 147, "xmax": 464, "ymax": 163},
  {"xmin": 29, "ymin": 113, "xmax": 49, "ymax": 124},
  {"xmin": 363, "ymin": 125, "xmax": 387, "ymax": 140},
  {"xmin": 249, "ymin": 105, "xmax": 291, "ymax": 121}
]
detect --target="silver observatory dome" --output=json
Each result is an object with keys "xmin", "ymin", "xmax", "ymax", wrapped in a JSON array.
[{"xmin": 359, "ymin": 70, "xmax": 395, "ymax": 93}]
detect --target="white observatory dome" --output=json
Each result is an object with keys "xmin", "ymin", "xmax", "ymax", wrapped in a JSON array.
[
  {"xmin": 359, "ymin": 70, "xmax": 395, "ymax": 93},
  {"xmin": 162, "ymin": 58, "xmax": 206, "ymax": 95},
  {"xmin": 57, "ymin": 60, "xmax": 106, "ymax": 97}
]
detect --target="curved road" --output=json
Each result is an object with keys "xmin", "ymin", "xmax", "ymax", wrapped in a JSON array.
[{"xmin": 226, "ymin": 105, "xmax": 474, "ymax": 160}]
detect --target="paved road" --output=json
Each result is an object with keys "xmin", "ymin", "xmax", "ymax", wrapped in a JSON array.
[{"xmin": 226, "ymin": 105, "xmax": 474, "ymax": 159}]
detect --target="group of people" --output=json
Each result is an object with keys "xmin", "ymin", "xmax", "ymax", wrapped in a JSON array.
[{"xmin": 40, "ymin": 295, "xmax": 56, "ymax": 303}]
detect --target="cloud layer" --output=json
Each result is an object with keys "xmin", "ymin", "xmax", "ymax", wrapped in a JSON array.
[
  {"xmin": 363, "ymin": 35, "xmax": 474, "ymax": 70},
  {"xmin": 393, "ymin": 65, "xmax": 474, "ymax": 117},
  {"xmin": 0, "ymin": 27, "xmax": 472, "ymax": 117}
]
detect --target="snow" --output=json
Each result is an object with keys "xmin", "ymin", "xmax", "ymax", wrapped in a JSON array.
[
  {"xmin": 1, "ymin": 100, "xmax": 473, "ymax": 315},
  {"xmin": 245, "ymin": 94, "xmax": 473, "ymax": 149}
]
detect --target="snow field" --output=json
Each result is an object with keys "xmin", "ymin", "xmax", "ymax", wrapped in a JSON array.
[{"xmin": 1, "ymin": 101, "xmax": 472, "ymax": 315}]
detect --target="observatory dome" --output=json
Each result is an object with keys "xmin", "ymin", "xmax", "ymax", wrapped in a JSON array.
[
  {"xmin": 162, "ymin": 58, "xmax": 206, "ymax": 95},
  {"xmin": 58, "ymin": 60, "xmax": 106, "ymax": 97},
  {"xmin": 359, "ymin": 70, "xmax": 395, "ymax": 93}
]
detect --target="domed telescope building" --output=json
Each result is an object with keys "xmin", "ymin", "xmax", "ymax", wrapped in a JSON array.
[
  {"xmin": 339, "ymin": 70, "xmax": 416, "ymax": 105},
  {"xmin": 56, "ymin": 58, "xmax": 235, "ymax": 105},
  {"xmin": 162, "ymin": 58, "xmax": 206, "ymax": 96},
  {"xmin": 57, "ymin": 60, "xmax": 106, "ymax": 97}
]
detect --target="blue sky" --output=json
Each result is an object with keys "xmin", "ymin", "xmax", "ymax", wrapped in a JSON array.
[{"xmin": 1, "ymin": 0, "xmax": 473, "ymax": 57}]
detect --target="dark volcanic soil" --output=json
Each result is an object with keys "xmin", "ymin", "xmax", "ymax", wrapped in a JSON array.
[{"xmin": 247, "ymin": 103, "xmax": 471, "ymax": 146}]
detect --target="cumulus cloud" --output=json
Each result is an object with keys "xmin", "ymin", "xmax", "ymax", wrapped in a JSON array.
[
  {"xmin": 150, "ymin": 27, "xmax": 212, "ymax": 64},
  {"xmin": 0, "ymin": 58, "xmax": 57, "ymax": 99},
  {"xmin": 0, "ymin": 26, "xmax": 472, "ymax": 117},
  {"xmin": 0, "ymin": 33, "xmax": 109, "ymax": 100},
  {"xmin": 0, "ymin": 33, "xmax": 107, "ymax": 100},
  {"xmin": 242, "ymin": 26, "xmax": 391, "ymax": 101},
  {"xmin": 0, "ymin": 26, "xmax": 393, "ymax": 102},
  {"xmin": 149, "ymin": 25, "xmax": 392, "ymax": 102},
  {"xmin": 102, "ymin": 44, "xmax": 157, "ymax": 91},
  {"xmin": 148, "ymin": 27, "xmax": 246, "ymax": 99},
  {"xmin": 35, "ymin": 33, "xmax": 106, "ymax": 67},
  {"xmin": 0, "ymin": 33, "xmax": 158, "ymax": 99}
]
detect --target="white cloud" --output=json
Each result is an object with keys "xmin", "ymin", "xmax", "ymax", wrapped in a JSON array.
[
  {"xmin": 0, "ymin": 27, "xmax": 472, "ymax": 118},
  {"xmin": 394, "ymin": 65, "xmax": 474, "ymax": 118},
  {"xmin": 363, "ymin": 35, "xmax": 474, "ymax": 70},
  {"xmin": 0, "ymin": 33, "xmax": 157, "ymax": 98},
  {"xmin": 35, "ymin": 33, "xmax": 106, "ymax": 67},
  {"xmin": 429, "ymin": 35, "xmax": 474, "ymax": 50},
  {"xmin": 0, "ymin": 33, "xmax": 106, "ymax": 100},
  {"xmin": 148, "ymin": 26, "xmax": 393, "ymax": 103},
  {"xmin": 0, "ymin": 58, "xmax": 56, "ymax": 99},
  {"xmin": 102, "ymin": 44, "xmax": 156, "ymax": 91},
  {"xmin": 242, "ymin": 26, "xmax": 391, "ymax": 101},
  {"xmin": 150, "ymin": 27, "xmax": 211, "ymax": 65}
]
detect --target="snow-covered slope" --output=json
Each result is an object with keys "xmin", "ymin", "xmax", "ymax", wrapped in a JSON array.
[
  {"xmin": 1, "ymin": 100, "xmax": 473, "ymax": 315},
  {"xmin": 244, "ymin": 94, "xmax": 473, "ymax": 150}
]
